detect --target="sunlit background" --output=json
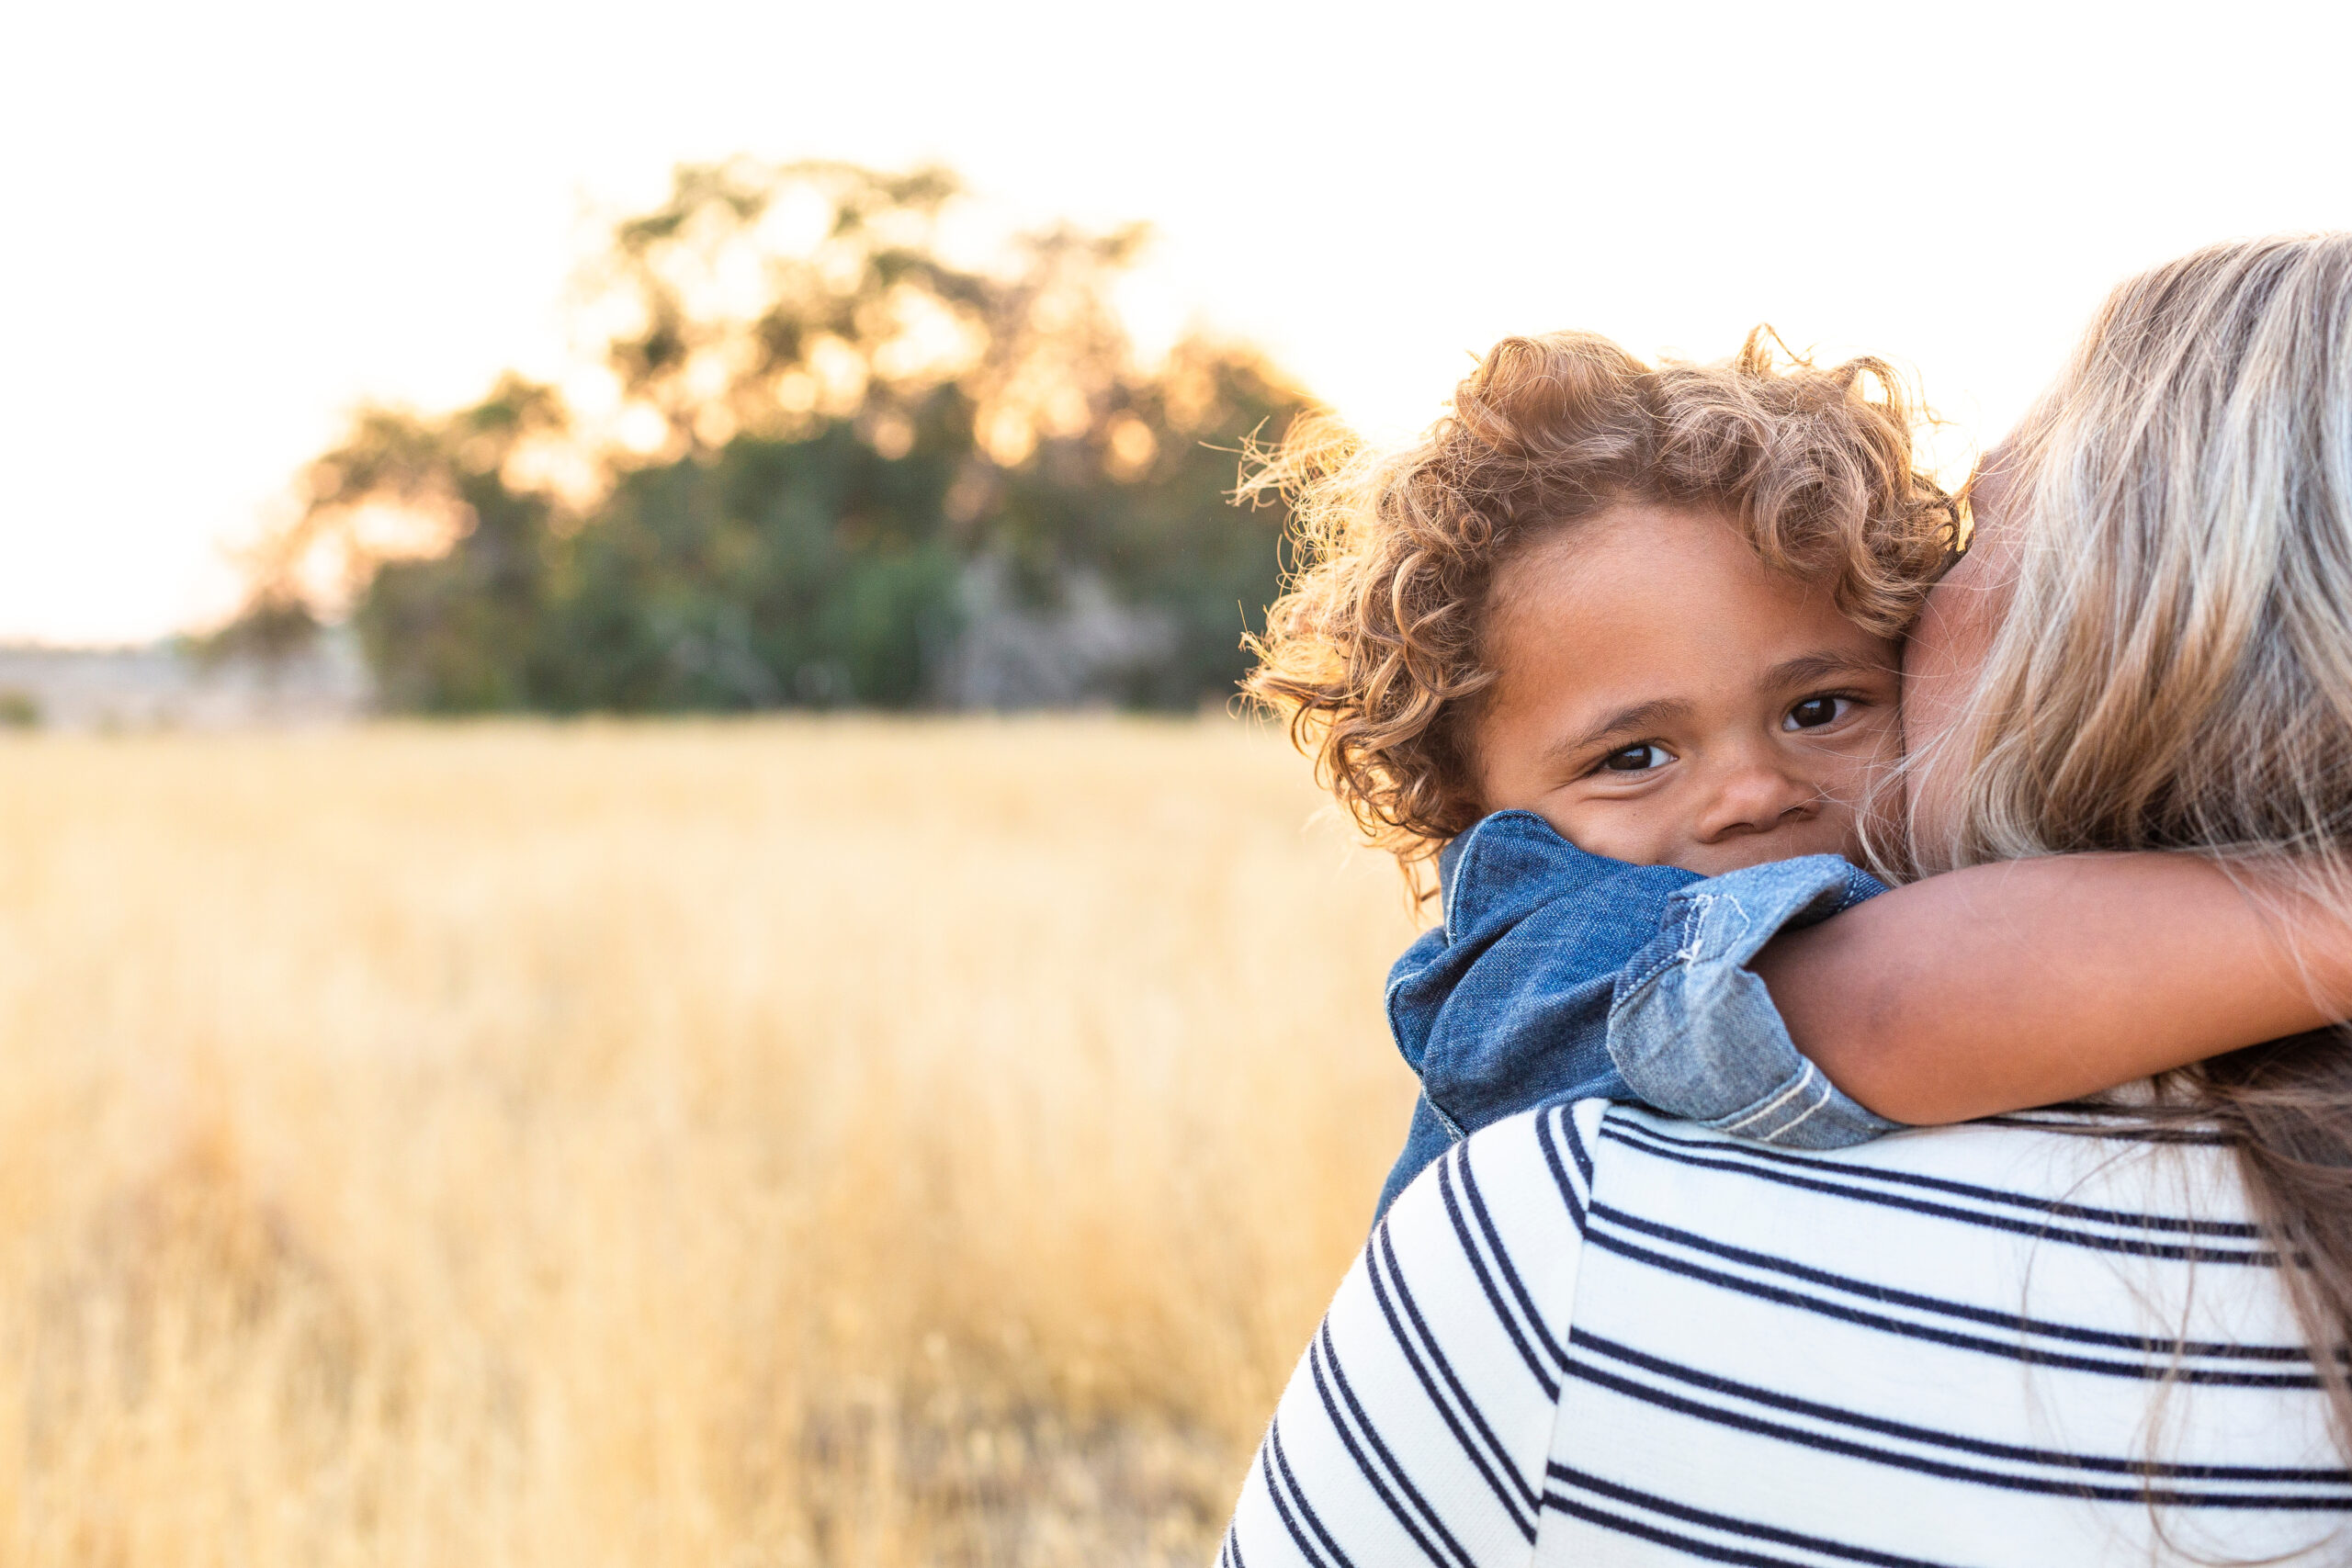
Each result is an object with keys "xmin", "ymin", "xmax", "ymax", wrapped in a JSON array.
[
  {"xmin": 6, "ymin": 0, "xmax": 2350, "ymax": 645},
  {"xmin": 8, "ymin": 7, "xmax": 2352, "ymax": 1562}
]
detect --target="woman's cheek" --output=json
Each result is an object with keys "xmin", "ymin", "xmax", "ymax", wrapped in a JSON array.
[{"xmin": 1900, "ymin": 554, "xmax": 2004, "ymax": 863}]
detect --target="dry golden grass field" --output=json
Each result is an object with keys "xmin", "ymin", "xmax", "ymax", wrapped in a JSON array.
[{"xmin": 0, "ymin": 717, "xmax": 1418, "ymax": 1566}]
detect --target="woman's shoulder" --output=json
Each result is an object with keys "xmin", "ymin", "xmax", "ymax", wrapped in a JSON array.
[
  {"xmin": 1419, "ymin": 1094, "xmax": 2289, "ymax": 1473},
  {"xmin": 1225, "ymin": 1102, "xmax": 2337, "ymax": 1568},
  {"xmin": 1571, "ymin": 1097, "xmax": 2261, "ymax": 1243},
  {"xmin": 1465, "ymin": 1096, "xmax": 2273, "ymax": 1310},
  {"xmin": 1377, "ymin": 1092, "xmax": 2269, "ymax": 1348},
  {"xmin": 1457, "ymin": 1101, "xmax": 2336, "ymax": 1563},
  {"xmin": 1216, "ymin": 1099, "xmax": 1602, "ymax": 1568},
  {"xmin": 1445, "ymin": 1092, "xmax": 2256, "ymax": 1233}
]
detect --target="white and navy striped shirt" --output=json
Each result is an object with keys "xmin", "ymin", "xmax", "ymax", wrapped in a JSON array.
[{"xmin": 1224, "ymin": 1100, "xmax": 2352, "ymax": 1566}]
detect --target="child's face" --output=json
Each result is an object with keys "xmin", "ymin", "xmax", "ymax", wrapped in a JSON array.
[{"xmin": 1470, "ymin": 502, "xmax": 1901, "ymax": 877}]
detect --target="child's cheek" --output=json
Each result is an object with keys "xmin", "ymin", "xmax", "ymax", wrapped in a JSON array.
[{"xmin": 1539, "ymin": 799, "xmax": 1685, "ymax": 870}]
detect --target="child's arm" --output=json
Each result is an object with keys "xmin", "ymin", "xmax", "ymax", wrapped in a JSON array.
[
  {"xmin": 1388, "ymin": 816, "xmax": 1892, "ymax": 1201},
  {"xmin": 1749, "ymin": 852, "xmax": 2352, "ymax": 1124},
  {"xmin": 1373, "ymin": 812, "xmax": 1707, "ymax": 1220}
]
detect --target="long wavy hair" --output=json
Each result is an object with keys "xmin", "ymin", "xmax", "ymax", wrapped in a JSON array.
[{"xmin": 1905, "ymin": 233, "xmax": 2352, "ymax": 1451}]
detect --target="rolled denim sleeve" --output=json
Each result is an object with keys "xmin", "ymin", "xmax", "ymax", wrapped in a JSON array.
[
  {"xmin": 1605, "ymin": 854, "xmax": 1903, "ymax": 1149},
  {"xmin": 1372, "ymin": 811, "xmax": 1698, "ymax": 1222}
]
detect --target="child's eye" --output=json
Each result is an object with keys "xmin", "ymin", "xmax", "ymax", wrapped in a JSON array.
[
  {"xmin": 1599, "ymin": 742, "xmax": 1675, "ymax": 773},
  {"xmin": 1783, "ymin": 695, "xmax": 1853, "ymax": 731}
]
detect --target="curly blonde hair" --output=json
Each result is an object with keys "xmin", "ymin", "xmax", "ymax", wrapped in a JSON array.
[{"xmin": 1243, "ymin": 327, "xmax": 1959, "ymax": 888}]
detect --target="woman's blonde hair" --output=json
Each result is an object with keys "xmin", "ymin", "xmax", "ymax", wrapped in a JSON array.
[
  {"xmin": 1912, "ymin": 232, "xmax": 2352, "ymax": 1450},
  {"xmin": 1245, "ymin": 328, "xmax": 1958, "ymax": 893}
]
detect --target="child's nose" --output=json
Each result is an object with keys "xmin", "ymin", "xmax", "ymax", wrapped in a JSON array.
[{"xmin": 1694, "ymin": 755, "xmax": 1822, "ymax": 842}]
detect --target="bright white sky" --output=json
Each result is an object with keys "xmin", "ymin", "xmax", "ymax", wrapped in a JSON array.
[{"xmin": 6, "ymin": 0, "xmax": 2350, "ymax": 643}]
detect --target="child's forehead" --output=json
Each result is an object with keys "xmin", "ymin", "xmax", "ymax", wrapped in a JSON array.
[
  {"xmin": 1501, "ymin": 502, "xmax": 1817, "ymax": 618},
  {"xmin": 1487, "ymin": 504, "xmax": 1896, "ymax": 707}
]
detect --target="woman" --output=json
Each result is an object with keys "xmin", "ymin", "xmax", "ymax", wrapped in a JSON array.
[{"xmin": 1224, "ymin": 235, "xmax": 2352, "ymax": 1564}]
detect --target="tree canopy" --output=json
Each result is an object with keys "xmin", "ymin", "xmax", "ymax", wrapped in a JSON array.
[{"xmin": 230, "ymin": 160, "xmax": 1314, "ymax": 713}]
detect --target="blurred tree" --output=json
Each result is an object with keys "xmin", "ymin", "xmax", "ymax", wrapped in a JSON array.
[{"xmin": 223, "ymin": 161, "xmax": 1312, "ymax": 712}]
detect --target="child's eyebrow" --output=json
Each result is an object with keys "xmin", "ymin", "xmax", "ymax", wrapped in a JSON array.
[
  {"xmin": 1763, "ymin": 651, "xmax": 1883, "ymax": 689},
  {"xmin": 1553, "ymin": 698, "xmax": 1696, "ymax": 763}
]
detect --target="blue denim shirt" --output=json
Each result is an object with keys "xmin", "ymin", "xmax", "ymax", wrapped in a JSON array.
[{"xmin": 1375, "ymin": 810, "xmax": 1899, "ymax": 1218}]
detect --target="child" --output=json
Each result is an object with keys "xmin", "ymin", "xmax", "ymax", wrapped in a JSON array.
[{"xmin": 1246, "ymin": 329, "xmax": 1959, "ymax": 1216}]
